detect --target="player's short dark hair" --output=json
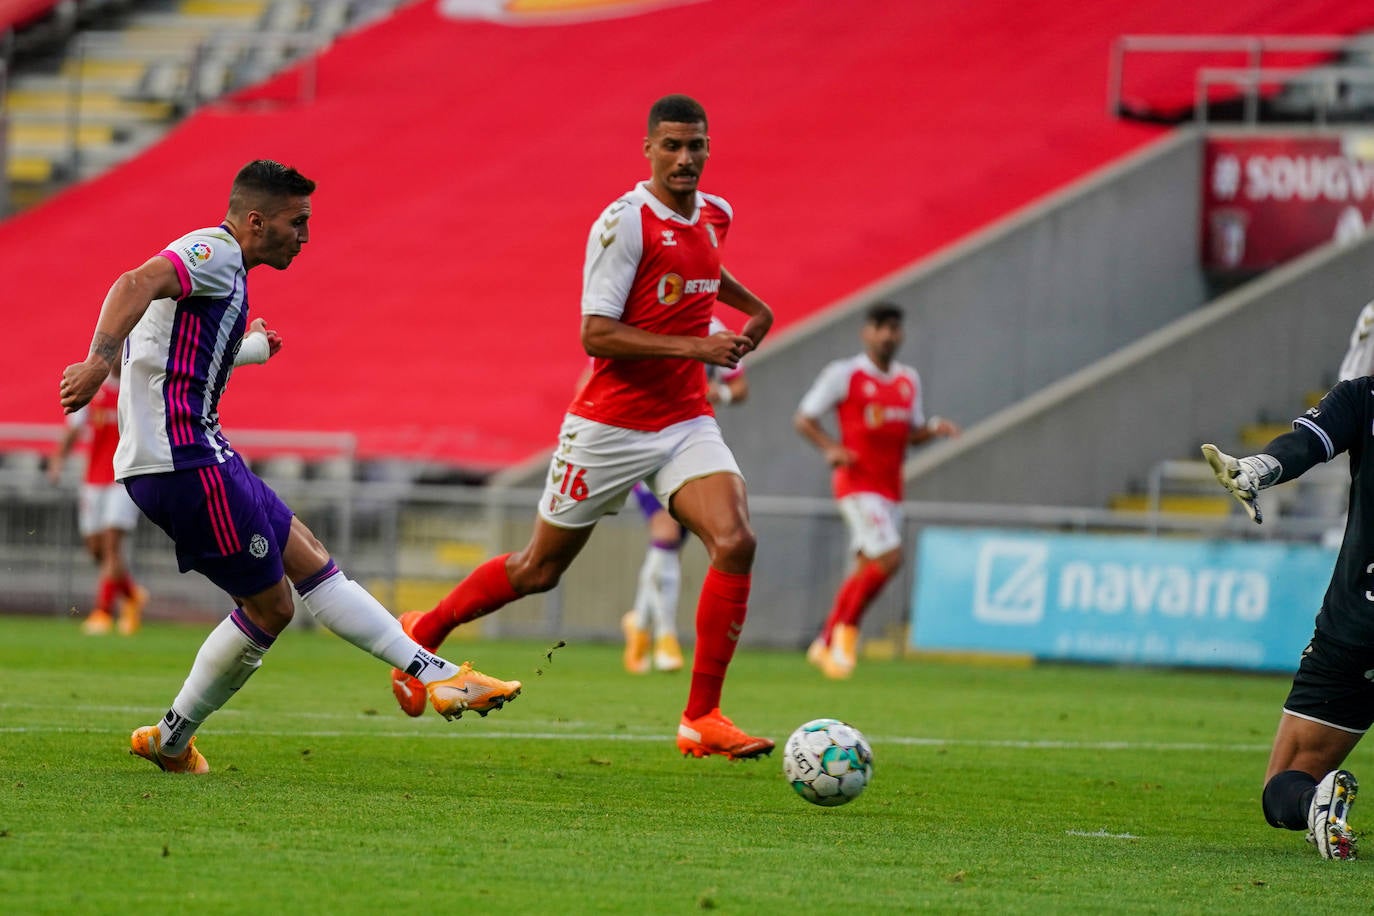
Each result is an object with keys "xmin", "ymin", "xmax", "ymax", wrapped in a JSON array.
[
  {"xmin": 648, "ymin": 94, "xmax": 708, "ymax": 133},
  {"xmin": 229, "ymin": 160, "xmax": 315, "ymax": 214},
  {"xmin": 865, "ymin": 302, "xmax": 904, "ymax": 326}
]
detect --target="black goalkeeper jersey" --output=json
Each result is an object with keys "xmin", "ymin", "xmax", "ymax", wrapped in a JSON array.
[{"xmin": 1275, "ymin": 378, "xmax": 1374, "ymax": 645}]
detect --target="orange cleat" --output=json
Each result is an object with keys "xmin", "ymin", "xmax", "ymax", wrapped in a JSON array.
[
  {"xmin": 653, "ymin": 633, "xmax": 684, "ymax": 672},
  {"xmin": 129, "ymin": 725, "xmax": 210, "ymax": 774},
  {"xmin": 81, "ymin": 608, "xmax": 114, "ymax": 635},
  {"xmin": 622, "ymin": 611, "xmax": 651, "ymax": 674},
  {"xmin": 676, "ymin": 708, "xmax": 774, "ymax": 760},
  {"xmin": 390, "ymin": 610, "xmax": 428, "ymax": 717},
  {"xmin": 117, "ymin": 585, "xmax": 147, "ymax": 636},
  {"xmin": 805, "ymin": 636, "xmax": 828, "ymax": 670},
  {"xmin": 428, "ymin": 662, "xmax": 522, "ymax": 721},
  {"xmin": 821, "ymin": 624, "xmax": 858, "ymax": 680}
]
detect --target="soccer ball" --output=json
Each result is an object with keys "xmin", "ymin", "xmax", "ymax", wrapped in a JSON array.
[{"xmin": 782, "ymin": 718, "xmax": 873, "ymax": 807}]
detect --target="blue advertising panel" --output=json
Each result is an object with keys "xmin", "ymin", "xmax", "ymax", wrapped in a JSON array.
[{"xmin": 910, "ymin": 527, "xmax": 1336, "ymax": 672}]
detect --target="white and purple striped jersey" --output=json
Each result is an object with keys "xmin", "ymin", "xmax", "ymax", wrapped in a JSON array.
[{"xmin": 114, "ymin": 226, "xmax": 250, "ymax": 480}]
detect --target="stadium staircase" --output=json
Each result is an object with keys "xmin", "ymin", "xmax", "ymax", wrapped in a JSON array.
[
  {"xmin": 1107, "ymin": 390, "xmax": 1341, "ymax": 524},
  {"xmin": 3, "ymin": 0, "xmax": 396, "ymax": 212}
]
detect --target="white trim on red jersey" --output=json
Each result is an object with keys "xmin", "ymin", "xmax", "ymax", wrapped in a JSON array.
[
  {"xmin": 798, "ymin": 354, "xmax": 925, "ymax": 428},
  {"xmin": 798, "ymin": 353, "xmax": 926, "ymax": 501},
  {"xmin": 571, "ymin": 182, "xmax": 735, "ymax": 432}
]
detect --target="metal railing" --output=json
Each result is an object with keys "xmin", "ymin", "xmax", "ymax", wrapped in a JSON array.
[
  {"xmin": 0, "ymin": 436, "xmax": 1350, "ymax": 648},
  {"xmin": 1108, "ymin": 33, "xmax": 1374, "ymax": 124},
  {"xmin": 1194, "ymin": 65, "xmax": 1374, "ymax": 126}
]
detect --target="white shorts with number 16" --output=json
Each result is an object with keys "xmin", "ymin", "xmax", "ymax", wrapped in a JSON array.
[{"xmin": 537, "ymin": 413, "xmax": 743, "ymax": 529}]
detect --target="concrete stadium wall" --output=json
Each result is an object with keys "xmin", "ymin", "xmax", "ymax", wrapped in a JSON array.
[
  {"xmin": 904, "ymin": 232, "xmax": 1374, "ymax": 507},
  {"xmin": 721, "ymin": 130, "xmax": 1210, "ymax": 499},
  {"xmin": 497, "ymin": 130, "xmax": 1210, "ymax": 500}
]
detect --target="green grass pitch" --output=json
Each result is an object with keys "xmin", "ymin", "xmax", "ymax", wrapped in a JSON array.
[{"xmin": 0, "ymin": 615, "xmax": 1368, "ymax": 913}]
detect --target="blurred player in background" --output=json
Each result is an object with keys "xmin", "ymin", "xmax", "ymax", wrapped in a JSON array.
[
  {"xmin": 393, "ymin": 94, "xmax": 777, "ymax": 760},
  {"xmin": 1201, "ymin": 382, "xmax": 1374, "ymax": 860},
  {"xmin": 1338, "ymin": 298, "xmax": 1374, "ymax": 381},
  {"xmin": 622, "ymin": 322, "xmax": 748, "ymax": 675},
  {"xmin": 794, "ymin": 303, "xmax": 960, "ymax": 679},
  {"xmin": 48, "ymin": 360, "xmax": 147, "ymax": 635},
  {"xmin": 59, "ymin": 159, "xmax": 521, "ymax": 775}
]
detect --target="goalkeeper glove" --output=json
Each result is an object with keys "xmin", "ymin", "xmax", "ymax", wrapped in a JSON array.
[{"xmin": 1201, "ymin": 444, "xmax": 1278, "ymax": 525}]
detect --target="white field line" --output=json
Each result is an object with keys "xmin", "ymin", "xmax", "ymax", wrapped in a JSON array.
[
  {"xmin": 1066, "ymin": 830, "xmax": 1141, "ymax": 840},
  {"xmin": 0, "ymin": 705, "xmax": 1271, "ymax": 753}
]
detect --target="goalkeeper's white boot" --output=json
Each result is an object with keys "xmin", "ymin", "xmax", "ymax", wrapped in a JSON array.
[{"xmin": 1307, "ymin": 769, "xmax": 1358, "ymax": 860}]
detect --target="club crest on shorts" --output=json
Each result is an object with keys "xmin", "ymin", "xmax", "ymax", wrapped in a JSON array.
[{"xmin": 248, "ymin": 533, "xmax": 269, "ymax": 558}]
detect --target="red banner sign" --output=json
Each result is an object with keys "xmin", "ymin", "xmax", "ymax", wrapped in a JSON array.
[{"xmin": 1202, "ymin": 135, "xmax": 1374, "ymax": 271}]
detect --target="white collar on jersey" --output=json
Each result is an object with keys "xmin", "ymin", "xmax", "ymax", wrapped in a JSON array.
[
  {"xmin": 634, "ymin": 181, "xmax": 705, "ymax": 225},
  {"xmin": 858, "ymin": 352, "xmax": 905, "ymax": 380}
]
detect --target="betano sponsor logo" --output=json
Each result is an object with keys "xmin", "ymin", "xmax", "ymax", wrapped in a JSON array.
[
  {"xmin": 863, "ymin": 403, "xmax": 911, "ymax": 428},
  {"xmin": 656, "ymin": 274, "xmax": 719, "ymax": 304},
  {"xmin": 972, "ymin": 540, "xmax": 1269, "ymax": 626}
]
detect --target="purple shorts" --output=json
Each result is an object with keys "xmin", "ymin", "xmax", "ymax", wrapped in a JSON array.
[{"xmin": 125, "ymin": 454, "xmax": 294, "ymax": 599}]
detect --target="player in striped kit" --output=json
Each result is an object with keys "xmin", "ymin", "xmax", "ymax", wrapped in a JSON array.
[
  {"xmin": 795, "ymin": 303, "xmax": 960, "ymax": 679},
  {"xmin": 392, "ymin": 95, "xmax": 777, "ymax": 760},
  {"xmin": 48, "ymin": 361, "xmax": 147, "ymax": 635},
  {"xmin": 59, "ymin": 160, "xmax": 521, "ymax": 774}
]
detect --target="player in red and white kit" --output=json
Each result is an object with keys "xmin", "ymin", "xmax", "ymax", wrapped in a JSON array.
[
  {"xmin": 794, "ymin": 303, "xmax": 960, "ymax": 679},
  {"xmin": 391, "ymin": 95, "xmax": 777, "ymax": 760},
  {"xmin": 48, "ymin": 361, "xmax": 147, "ymax": 635},
  {"xmin": 622, "ymin": 316, "xmax": 749, "ymax": 675}
]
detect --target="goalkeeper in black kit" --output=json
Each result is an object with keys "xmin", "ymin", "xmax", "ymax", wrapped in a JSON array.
[{"xmin": 1203, "ymin": 378, "xmax": 1374, "ymax": 861}]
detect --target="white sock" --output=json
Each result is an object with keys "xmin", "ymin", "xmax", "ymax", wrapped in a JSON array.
[
  {"xmin": 158, "ymin": 612, "xmax": 270, "ymax": 755},
  {"xmin": 635, "ymin": 545, "xmax": 681, "ymax": 639},
  {"xmin": 297, "ymin": 563, "xmax": 459, "ymax": 684}
]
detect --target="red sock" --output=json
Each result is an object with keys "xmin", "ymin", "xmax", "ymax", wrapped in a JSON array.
[
  {"xmin": 817, "ymin": 600, "xmax": 845, "ymax": 646},
  {"xmin": 817, "ymin": 565, "xmax": 873, "ymax": 643},
  {"xmin": 413, "ymin": 554, "xmax": 518, "ymax": 650},
  {"xmin": 96, "ymin": 577, "xmax": 117, "ymax": 613},
  {"xmin": 685, "ymin": 567, "xmax": 751, "ymax": 720},
  {"xmin": 112, "ymin": 574, "xmax": 136, "ymax": 600},
  {"xmin": 835, "ymin": 562, "xmax": 892, "ymax": 628}
]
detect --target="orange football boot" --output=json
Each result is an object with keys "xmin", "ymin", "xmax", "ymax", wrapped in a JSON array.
[
  {"xmin": 622, "ymin": 611, "xmax": 651, "ymax": 674},
  {"xmin": 676, "ymin": 708, "xmax": 774, "ymax": 760},
  {"xmin": 427, "ymin": 662, "xmax": 522, "ymax": 721},
  {"xmin": 129, "ymin": 725, "xmax": 210, "ymax": 774}
]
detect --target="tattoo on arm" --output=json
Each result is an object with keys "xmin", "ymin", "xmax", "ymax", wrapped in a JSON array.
[{"xmin": 90, "ymin": 333, "xmax": 119, "ymax": 366}]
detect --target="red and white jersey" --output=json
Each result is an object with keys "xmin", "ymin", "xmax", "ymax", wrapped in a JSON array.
[
  {"xmin": 66, "ymin": 378, "xmax": 121, "ymax": 485},
  {"xmin": 571, "ymin": 181, "xmax": 732, "ymax": 431},
  {"xmin": 797, "ymin": 354, "xmax": 925, "ymax": 501}
]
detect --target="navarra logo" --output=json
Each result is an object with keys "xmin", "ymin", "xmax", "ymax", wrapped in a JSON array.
[
  {"xmin": 973, "ymin": 540, "xmax": 1048, "ymax": 625},
  {"xmin": 248, "ymin": 533, "xmax": 269, "ymax": 559},
  {"xmin": 184, "ymin": 241, "xmax": 213, "ymax": 267}
]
